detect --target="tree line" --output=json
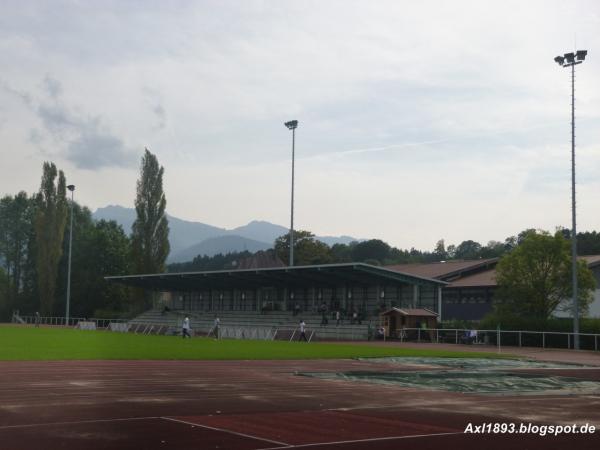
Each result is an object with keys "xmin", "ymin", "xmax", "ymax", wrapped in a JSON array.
[
  {"xmin": 0, "ymin": 149, "xmax": 169, "ymax": 321},
  {"xmin": 168, "ymin": 228, "xmax": 600, "ymax": 272},
  {"xmin": 168, "ymin": 228, "xmax": 598, "ymax": 321}
]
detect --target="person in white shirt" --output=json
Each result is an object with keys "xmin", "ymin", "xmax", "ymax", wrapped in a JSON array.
[
  {"xmin": 299, "ymin": 320, "xmax": 308, "ymax": 342},
  {"xmin": 213, "ymin": 317, "xmax": 220, "ymax": 340},
  {"xmin": 182, "ymin": 317, "xmax": 191, "ymax": 339}
]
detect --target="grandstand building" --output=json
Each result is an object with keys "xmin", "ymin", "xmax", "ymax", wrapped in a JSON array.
[
  {"xmin": 108, "ymin": 263, "xmax": 447, "ymax": 320},
  {"xmin": 108, "ymin": 256, "xmax": 600, "ymax": 324}
]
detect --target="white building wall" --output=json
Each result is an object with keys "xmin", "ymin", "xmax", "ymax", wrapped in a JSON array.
[
  {"xmin": 554, "ymin": 266, "xmax": 600, "ymax": 318},
  {"xmin": 587, "ymin": 269, "xmax": 600, "ymax": 318}
]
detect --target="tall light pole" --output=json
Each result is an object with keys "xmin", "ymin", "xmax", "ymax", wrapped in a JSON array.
[
  {"xmin": 65, "ymin": 184, "xmax": 75, "ymax": 325},
  {"xmin": 284, "ymin": 120, "xmax": 299, "ymax": 266},
  {"xmin": 554, "ymin": 50, "xmax": 587, "ymax": 349}
]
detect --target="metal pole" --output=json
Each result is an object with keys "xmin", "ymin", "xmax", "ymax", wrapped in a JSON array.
[
  {"xmin": 571, "ymin": 62, "xmax": 580, "ymax": 350},
  {"xmin": 543, "ymin": 332, "xmax": 546, "ymax": 349},
  {"xmin": 497, "ymin": 327, "xmax": 501, "ymax": 353},
  {"xmin": 290, "ymin": 127, "xmax": 295, "ymax": 267},
  {"xmin": 65, "ymin": 188, "xmax": 75, "ymax": 325}
]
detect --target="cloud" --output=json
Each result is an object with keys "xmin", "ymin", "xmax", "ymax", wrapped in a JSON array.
[
  {"xmin": 152, "ymin": 104, "xmax": 166, "ymax": 130},
  {"xmin": 36, "ymin": 101, "xmax": 136, "ymax": 170},
  {"xmin": 0, "ymin": 79, "xmax": 32, "ymax": 107},
  {"xmin": 67, "ymin": 131, "xmax": 136, "ymax": 170},
  {"xmin": 43, "ymin": 75, "xmax": 62, "ymax": 99}
]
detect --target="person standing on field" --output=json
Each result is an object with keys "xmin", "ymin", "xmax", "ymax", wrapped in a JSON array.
[
  {"xmin": 299, "ymin": 320, "xmax": 308, "ymax": 342},
  {"xmin": 182, "ymin": 316, "xmax": 191, "ymax": 339},
  {"xmin": 213, "ymin": 316, "xmax": 220, "ymax": 340}
]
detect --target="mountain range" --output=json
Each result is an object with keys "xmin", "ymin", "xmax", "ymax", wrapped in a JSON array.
[{"xmin": 93, "ymin": 205, "xmax": 360, "ymax": 263}]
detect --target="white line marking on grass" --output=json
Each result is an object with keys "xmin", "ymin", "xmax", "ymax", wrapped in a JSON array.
[
  {"xmin": 160, "ymin": 416, "xmax": 291, "ymax": 446},
  {"xmin": 256, "ymin": 431, "xmax": 464, "ymax": 449},
  {"xmin": 0, "ymin": 416, "xmax": 159, "ymax": 430}
]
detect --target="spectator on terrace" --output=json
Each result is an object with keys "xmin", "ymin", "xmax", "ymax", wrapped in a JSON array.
[
  {"xmin": 182, "ymin": 317, "xmax": 191, "ymax": 339},
  {"xmin": 299, "ymin": 320, "xmax": 308, "ymax": 342},
  {"xmin": 213, "ymin": 316, "xmax": 221, "ymax": 340}
]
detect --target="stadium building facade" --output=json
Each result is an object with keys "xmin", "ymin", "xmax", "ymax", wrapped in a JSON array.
[
  {"xmin": 107, "ymin": 263, "xmax": 447, "ymax": 320},
  {"xmin": 108, "ymin": 256, "xmax": 600, "ymax": 322}
]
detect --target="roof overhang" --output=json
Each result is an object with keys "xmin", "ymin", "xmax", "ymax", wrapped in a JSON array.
[
  {"xmin": 381, "ymin": 307, "xmax": 439, "ymax": 317},
  {"xmin": 105, "ymin": 263, "xmax": 448, "ymax": 292}
]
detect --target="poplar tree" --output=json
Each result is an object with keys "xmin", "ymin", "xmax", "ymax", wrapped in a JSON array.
[
  {"xmin": 34, "ymin": 162, "xmax": 68, "ymax": 315},
  {"xmin": 131, "ymin": 148, "xmax": 170, "ymax": 274}
]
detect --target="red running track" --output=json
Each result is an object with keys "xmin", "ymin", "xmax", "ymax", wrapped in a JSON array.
[{"xmin": 0, "ymin": 359, "xmax": 599, "ymax": 449}]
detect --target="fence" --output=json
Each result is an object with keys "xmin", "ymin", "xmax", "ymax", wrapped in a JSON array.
[
  {"xmin": 10, "ymin": 312, "xmax": 600, "ymax": 351},
  {"xmin": 396, "ymin": 327, "xmax": 600, "ymax": 351},
  {"xmin": 12, "ymin": 313, "xmax": 129, "ymax": 329},
  {"xmin": 217, "ymin": 326, "xmax": 277, "ymax": 340}
]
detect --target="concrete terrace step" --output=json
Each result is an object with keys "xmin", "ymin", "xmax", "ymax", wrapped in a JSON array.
[{"xmin": 129, "ymin": 309, "xmax": 373, "ymax": 340}]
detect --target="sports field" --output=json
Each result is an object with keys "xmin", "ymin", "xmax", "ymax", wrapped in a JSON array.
[
  {"xmin": 0, "ymin": 326, "xmax": 506, "ymax": 360},
  {"xmin": 1, "ymin": 325, "xmax": 599, "ymax": 450}
]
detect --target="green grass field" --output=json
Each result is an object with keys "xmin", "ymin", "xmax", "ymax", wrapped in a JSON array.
[{"xmin": 0, "ymin": 326, "xmax": 509, "ymax": 361}]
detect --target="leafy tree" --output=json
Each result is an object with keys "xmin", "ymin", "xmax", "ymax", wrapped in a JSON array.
[
  {"xmin": 433, "ymin": 239, "xmax": 447, "ymax": 260},
  {"xmin": 131, "ymin": 148, "xmax": 170, "ymax": 274},
  {"xmin": 34, "ymin": 162, "xmax": 68, "ymax": 315},
  {"xmin": 56, "ymin": 204, "xmax": 132, "ymax": 318},
  {"xmin": 351, "ymin": 239, "xmax": 390, "ymax": 264},
  {"xmin": 454, "ymin": 240, "xmax": 482, "ymax": 260},
  {"xmin": 495, "ymin": 230, "xmax": 596, "ymax": 318},
  {"xmin": 479, "ymin": 240, "xmax": 506, "ymax": 258},
  {"xmin": 0, "ymin": 192, "xmax": 35, "ymax": 314},
  {"xmin": 275, "ymin": 230, "xmax": 332, "ymax": 266},
  {"xmin": 577, "ymin": 231, "xmax": 600, "ymax": 255},
  {"xmin": 330, "ymin": 243, "xmax": 353, "ymax": 263},
  {"xmin": 0, "ymin": 267, "xmax": 9, "ymax": 319},
  {"xmin": 446, "ymin": 244, "xmax": 457, "ymax": 259}
]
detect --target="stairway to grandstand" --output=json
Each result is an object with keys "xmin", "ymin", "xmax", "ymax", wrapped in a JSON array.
[{"xmin": 129, "ymin": 309, "xmax": 373, "ymax": 340}]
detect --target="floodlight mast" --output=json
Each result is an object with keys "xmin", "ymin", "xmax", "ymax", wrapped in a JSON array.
[
  {"xmin": 284, "ymin": 120, "xmax": 298, "ymax": 267},
  {"xmin": 554, "ymin": 50, "xmax": 587, "ymax": 350}
]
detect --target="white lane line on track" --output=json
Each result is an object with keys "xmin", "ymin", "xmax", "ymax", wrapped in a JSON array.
[
  {"xmin": 255, "ymin": 431, "xmax": 464, "ymax": 449},
  {"xmin": 160, "ymin": 416, "xmax": 291, "ymax": 447},
  {"xmin": 0, "ymin": 416, "xmax": 159, "ymax": 430}
]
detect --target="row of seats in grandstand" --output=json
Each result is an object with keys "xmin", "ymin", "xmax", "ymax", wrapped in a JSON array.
[{"xmin": 129, "ymin": 309, "xmax": 373, "ymax": 340}]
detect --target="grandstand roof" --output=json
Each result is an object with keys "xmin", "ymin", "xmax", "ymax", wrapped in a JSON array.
[
  {"xmin": 381, "ymin": 307, "xmax": 438, "ymax": 317},
  {"xmin": 443, "ymin": 255, "xmax": 600, "ymax": 289},
  {"xmin": 385, "ymin": 258, "xmax": 499, "ymax": 281},
  {"xmin": 106, "ymin": 263, "xmax": 447, "ymax": 292}
]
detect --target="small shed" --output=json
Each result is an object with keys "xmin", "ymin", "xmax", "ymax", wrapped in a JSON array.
[{"xmin": 379, "ymin": 308, "xmax": 438, "ymax": 338}]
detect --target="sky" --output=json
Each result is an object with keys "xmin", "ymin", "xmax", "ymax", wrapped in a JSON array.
[{"xmin": 1, "ymin": 0, "xmax": 599, "ymax": 251}]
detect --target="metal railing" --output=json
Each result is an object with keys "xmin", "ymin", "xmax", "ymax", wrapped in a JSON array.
[
  {"xmin": 217, "ymin": 325, "xmax": 277, "ymax": 340},
  {"xmin": 13, "ymin": 314, "xmax": 129, "ymax": 329},
  {"xmin": 395, "ymin": 327, "xmax": 600, "ymax": 351}
]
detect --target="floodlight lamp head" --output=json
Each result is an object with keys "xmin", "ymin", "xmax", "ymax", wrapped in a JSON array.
[
  {"xmin": 576, "ymin": 50, "xmax": 588, "ymax": 61},
  {"xmin": 564, "ymin": 52, "xmax": 575, "ymax": 63},
  {"xmin": 554, "ymin": 55, "xmax": 565, "ymax": 66},
  {"xmin": 285, "ymin": 120, "xmax": 298, "ymax": 130},
  {"xmin": 67, "ymin": 184, "xmax": 75, "ymax": 192}
]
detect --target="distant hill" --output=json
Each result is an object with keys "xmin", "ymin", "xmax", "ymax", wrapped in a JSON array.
[
  {"xmin": 94, "ymin": 205, "xmax": 228, "ymax": 258},
  {"xmin": 170, "ymin": 235, "xmax": 271, "ymax": 261},
  {"xmin": 93, "ymin": 205, "xmax": 362, "ymax": 263},
  {"xmin": 230, "ymin": 220, "xmax": 288, "ymax": 244}
]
